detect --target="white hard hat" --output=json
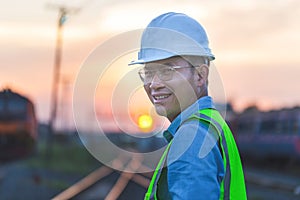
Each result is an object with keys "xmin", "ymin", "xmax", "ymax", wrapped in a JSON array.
[{"xmin": 129, "ymin": 12, "xmax": 215, "ymax": 65}]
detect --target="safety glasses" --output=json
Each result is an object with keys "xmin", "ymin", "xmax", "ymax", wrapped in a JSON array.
[{"xmin": 138, "ymin": 65, "xmax": 193, "ymax": 84}]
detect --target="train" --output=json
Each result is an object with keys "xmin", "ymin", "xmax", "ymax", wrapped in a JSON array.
[
  {"xmin": 0, "ymin": 88, "xmax": 37, "ymax": 159},
  {"xmin": 230, "ymin": 105, "xmax": 300, "ymax": 161}
]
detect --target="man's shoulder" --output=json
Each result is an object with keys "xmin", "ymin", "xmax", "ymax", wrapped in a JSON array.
[
  {"xmin": 168, "ymin": 117, "xmax": 221, "ymax": 165},
  {"xmin": 174, "ymin": 118, "xmax": 219, "ymax": 144}
]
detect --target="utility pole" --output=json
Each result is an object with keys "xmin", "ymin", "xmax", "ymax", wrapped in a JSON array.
[
  {"xmin": 60, "ymin": 75, "xmax": 72, "ymax": 133},
  {"xmin": 47, "ymin": 4, "xmax": 80, "ymax": 158}
]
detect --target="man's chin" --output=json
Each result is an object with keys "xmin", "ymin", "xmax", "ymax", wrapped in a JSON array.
[{"xmin": 154, "ymin": 105, "xmax": 167, "ymax": 117}]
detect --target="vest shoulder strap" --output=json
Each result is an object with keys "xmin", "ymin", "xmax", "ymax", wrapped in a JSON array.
[
  {"xmin": 144, "ymin": 140, "xmax": 173, "ymax": 200},
  {"xmin": 190, "ymin": 108, "xmax": 247, "ymax": 200}
]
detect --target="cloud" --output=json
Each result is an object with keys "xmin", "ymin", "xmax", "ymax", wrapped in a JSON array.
[{"xmin": 207, "ymin": 0, "xmax": 300, "ymax": 66}]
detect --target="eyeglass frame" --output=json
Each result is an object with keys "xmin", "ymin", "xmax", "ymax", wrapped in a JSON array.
[{"xmin": 138, "ymin": 65, "xmax": 195, "ymax": 84}]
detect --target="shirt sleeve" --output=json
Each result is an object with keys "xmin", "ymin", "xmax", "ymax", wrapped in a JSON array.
[{"xmin": 167, "ymin": 121, "xmax": 224, "ymax": 200}]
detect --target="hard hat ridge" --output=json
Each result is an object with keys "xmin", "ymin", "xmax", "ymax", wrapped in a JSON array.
[{"xmin": 129, "ymin": 12, "xmax": 215, "ymax": 65}]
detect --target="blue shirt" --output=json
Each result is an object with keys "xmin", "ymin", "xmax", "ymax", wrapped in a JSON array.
[{"xmin": 160, "ymin": 96, "xmax": 225, "ymax": 200}]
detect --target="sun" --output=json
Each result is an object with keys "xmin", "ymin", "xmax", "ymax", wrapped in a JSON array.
[{"xmin": 137, "ymin": 114, "xmax": 153, "ymax": 132}]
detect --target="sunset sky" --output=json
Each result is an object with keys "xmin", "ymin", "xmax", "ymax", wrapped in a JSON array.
[{"xmin": 1, "ymin": 0, "xmax": 300, "ymax": 132}]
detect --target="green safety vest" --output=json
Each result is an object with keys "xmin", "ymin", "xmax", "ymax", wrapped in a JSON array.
[{"xmin": 145, "ymin": 108, "xmax": 247, "ymax": 200}]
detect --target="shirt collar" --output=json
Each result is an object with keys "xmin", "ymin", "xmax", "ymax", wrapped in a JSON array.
[{"xmin": 164, "ymin": 96, "xmax": 215, "ymax": 141}]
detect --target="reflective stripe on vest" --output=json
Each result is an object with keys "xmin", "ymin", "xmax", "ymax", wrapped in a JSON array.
[
  {"xmin": 144, "ymin": 108, "xmax": 247, "ymax": 200},
  {"xmin": 145, "ymin": 140, "xmax": 173, "ymax": 200}
]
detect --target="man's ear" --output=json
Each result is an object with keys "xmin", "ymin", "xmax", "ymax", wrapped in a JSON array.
[{"xmin": 195, "ymin": 64, "xmax": 209, "ymax": 86}]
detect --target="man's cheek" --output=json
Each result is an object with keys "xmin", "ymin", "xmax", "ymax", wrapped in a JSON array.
[{"xmin": 144, "ymin": 84, "xmax": 154, "ymax": 103}]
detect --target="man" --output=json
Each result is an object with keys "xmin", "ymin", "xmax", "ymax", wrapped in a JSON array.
[{"xmin": 129, "ymin": 12, "xmax": 247, "ymax": 200}]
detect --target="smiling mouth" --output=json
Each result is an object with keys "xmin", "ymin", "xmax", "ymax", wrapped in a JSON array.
[{"xmin": 153, "ymin": 94, "xmax": 171, "ymax": 101}]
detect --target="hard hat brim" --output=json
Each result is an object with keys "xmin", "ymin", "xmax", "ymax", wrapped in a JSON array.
[{"xmin": 129, "ymin": 53, "xmax": 215, "ymax": 66}]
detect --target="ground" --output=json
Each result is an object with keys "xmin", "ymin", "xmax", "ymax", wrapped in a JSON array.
[{"xmin": 0, "ymin": 135, "xmax": 101, "ymax": 200}]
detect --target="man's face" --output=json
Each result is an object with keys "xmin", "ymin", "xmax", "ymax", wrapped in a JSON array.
[{"xmin": 142, "ymin": 57, "xmax": 201, "ymax": 121}]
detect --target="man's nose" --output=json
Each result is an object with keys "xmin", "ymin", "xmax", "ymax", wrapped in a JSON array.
[{"xmin": 149, "ymin": 74, "xmax": 164, "ymax": 89}]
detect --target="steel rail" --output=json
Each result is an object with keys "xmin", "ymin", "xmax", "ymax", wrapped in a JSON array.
[{"xmin": 52, "ymin": 153, "xmax": 153, "ymax": 200}]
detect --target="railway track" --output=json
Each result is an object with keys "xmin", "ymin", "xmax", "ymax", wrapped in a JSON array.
[
  {"xmin": 52, "ymin": 152, "xmax": 300, "ymax": 200},
  {"xmin": 52, "ymin": 152, "xmax": 153, "ymax": 200},
  {"xmin": 244, "ymin": 167, "xmax": 300, "ymax": 200}
]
